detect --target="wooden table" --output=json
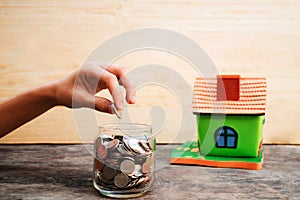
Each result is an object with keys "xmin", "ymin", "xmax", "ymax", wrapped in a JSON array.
[{"xmin": 0, "ymin": 144, "xmax": 299, "ymax": 199}]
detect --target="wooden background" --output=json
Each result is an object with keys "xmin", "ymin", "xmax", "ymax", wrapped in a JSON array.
[{"xmin": 0, "ymin": 0, "xmax": 299, "ymax": 144}]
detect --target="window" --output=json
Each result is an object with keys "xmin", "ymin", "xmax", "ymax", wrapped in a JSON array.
[{"xmin": 214, "ymin": 126, "xmax": 238, "ymax": 148}]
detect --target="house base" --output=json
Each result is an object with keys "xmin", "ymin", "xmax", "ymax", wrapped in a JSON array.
[{"xmin": 169, "ymin": 141, "xmax": 263, "ymax": 170}]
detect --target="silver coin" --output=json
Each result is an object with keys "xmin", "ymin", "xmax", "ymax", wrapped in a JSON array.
[
  {"xmin": 120, "ymin": 159, "xmax": 135, "ymax": 175},
  {"xmin": 116, "ymin": 144, "xmax": 128, "ymax": 155},
  {"xmin": 139, "ymin": 141, "xmax": 151, "ymax": 152},
  {"xmin": 114, "ymin": 173, "xmax": 129, "ymax": 188},
  {"xmin": 101, "ymin": 134, "xmax": 114, "ymax": 141},
  {"xmin": 117, "ymin": 144, "xmax": 135, "ymax": 156},
  {"xmin": 112, "ymin": 103, "xmax": 123, "ymax": 119},
  {"xmin": 127, "ymin": 139, "xmax": 146, "ymax": 154},
  {"xmin": 133, "ymin": 164, "xmax": 143, "ymax": 177},
  {"xmin": 126, "ymin": 177, "xmax": 140, "ymax": 188},
  {"xmin": 135, "ymin": 176, "xmax": 146, "ymax": 187},
  {"xmin": 109, "ymin": 151, "xmax": 122, "ymax": 158}
]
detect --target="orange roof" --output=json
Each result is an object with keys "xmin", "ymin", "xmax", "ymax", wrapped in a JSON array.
[{"xmin": 192, "ymin": 76, "xmax": 267, "ymax": 114}]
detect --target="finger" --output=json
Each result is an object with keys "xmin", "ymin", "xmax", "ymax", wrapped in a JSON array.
[
  {"xmin": 105, "ymin": 65, "xmax": 136, "ymax": 104},
  {"xmin": 94, "ymin": 96, "xmax": 114, "ymax": 114},
  {"xmin": 100, "ymin": 70, "xmax": 124, "ymax": 110}
]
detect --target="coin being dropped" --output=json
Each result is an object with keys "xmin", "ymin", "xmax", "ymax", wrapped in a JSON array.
[
  {"xmin": 120, "ymin": 159, "xmax": 135, "ymax": 174},
  {"xmin": 112, "ymin": 103, "xmax": 122, "ymax": 119},
  {"xmin": 114, "ymin": 173, "xmax": 129, "ymax": 188},
  {"xmin": 103, "ymin": 166, "xmax": 117, "ymax": 180}
]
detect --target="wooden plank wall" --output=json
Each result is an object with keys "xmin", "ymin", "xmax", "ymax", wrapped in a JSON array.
[{"xmin": 0, "ymin": 0, "xmax": 299, "ymax": 144}]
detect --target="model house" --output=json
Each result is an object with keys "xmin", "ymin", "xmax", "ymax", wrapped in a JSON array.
[{"xmin": 192, "ymin": 75, "xmax": 267, "ymax": 158}]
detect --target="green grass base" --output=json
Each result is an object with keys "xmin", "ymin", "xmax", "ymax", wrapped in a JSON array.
[{"xmin": 170, "ymin": 141, "xmax": 263, "ymax": 170}]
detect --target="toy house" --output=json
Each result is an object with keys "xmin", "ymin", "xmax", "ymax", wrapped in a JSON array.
[
  {"xmin": 194, "ymin": 75, "xmax": 266, "ymax": 157},
  {"xmin": 170, "ymin": 75, "xmax": 267, "ymax": 170}
]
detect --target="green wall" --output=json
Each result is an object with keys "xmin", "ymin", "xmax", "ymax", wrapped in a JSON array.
[{"xmin": 197, "ymin": 114, "xmax": 265, "ymax": 157}]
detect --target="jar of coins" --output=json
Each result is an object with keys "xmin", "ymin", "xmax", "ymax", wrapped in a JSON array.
[{"xmin": 93, "ymin": 123, "xmax": 155, "ymax": 198}]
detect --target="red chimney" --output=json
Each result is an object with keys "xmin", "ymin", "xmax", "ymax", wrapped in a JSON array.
[{"xmin": 217, "ymin": 75, "xmax": 240, "ymax": 101}]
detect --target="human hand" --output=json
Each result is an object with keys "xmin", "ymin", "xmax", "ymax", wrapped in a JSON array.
[{"xmin": 52, "ymin": 62, "xmax": 135, "ymax": 114}]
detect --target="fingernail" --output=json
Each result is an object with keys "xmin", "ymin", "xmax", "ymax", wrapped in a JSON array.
[{"xmin": 131, "ymin": 95, "xmax": 136, "ymax": 103}]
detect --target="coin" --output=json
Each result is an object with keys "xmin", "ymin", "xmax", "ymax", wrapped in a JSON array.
[
  {"xmin": 109, "ymin": 151, "xmax": 122, "ymax": 158},
  {"xmin": 122, "ymin": 141, "xmax": 133, "ymax": 152},
  {"xmin": 97, "ymin": 144, "xmax": 107, "ymax": 159},
  {"xmin": 120, "ymin": 159, "xmax": 135, "ymax": 174},
  {"xmin": 112, "ymin": 103, "xmax": 123, "ymax": 119},
  {"xmin": 139, "ymin": 141, "xmax": 150, "ymax": 152},
  {"xmin": 95, "ymin": 137, "xmax": 103, "ymax": 146},
  {"xmin": 117, "ymin": 144, "xmax": 135, "ymax": 157},
  {"xmin": 96, "ymin": 134, "xmax": 155, "ymax": 191},
  {"xmin": 106, "ymin": 139, "xmax": 119, "ymax": 150},
  {"xmin": 146, "ymin": 156, "xmax": 153, "ymax": 165},
  {"xmin": 101, "ymin": 134, "xmax": 114, "ymax": 142},
  {"xmin": 94, "ymin": 158, "xmax": 104, "ymax": 172},
  {"xmin": 142, "ymin": 175, "xmax": 151, "ymax": 184},
  {"xmin": 103, "ymin": 165, "xmax": 117, "ymax": 180},
  {"xmin": 135, "ymin": 176, "xmax": 146, "ymax": 187},
  {"xmin": 133, "ymin": 164, "xmax": 143, "ymax": 177},
  {"xmin": 98, "ymin": 173, "xmax": 114, "ymax": 185},
  {"xmin": 142, "ymin": 162, "xmax": 151, "ymax": 174},
  {"xmin": 113, "ymin": 135, "xmax": 123, "ymax": 141},
  {"xmin": 134, "ymin": 155, "xmax": 146, "ymax": 164},
  {"xmin": 127, "ymin": 139, "xmax": 146, "ymax": 154},
  {"xmin": 126, "ymin": 177, "xmax": 139, "ymax": 188},
  {"xmin": 114, "ymin": 173, "xmax": 129, "ymax": 188}
]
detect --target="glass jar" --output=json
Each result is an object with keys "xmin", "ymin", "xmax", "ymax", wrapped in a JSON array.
[{"xmin": 93, "ymin": 123, "xmax": 155, "ymax": 198}]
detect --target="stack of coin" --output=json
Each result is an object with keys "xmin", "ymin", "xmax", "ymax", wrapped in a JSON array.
[{"xmin": 94, "ymin": 134, "xmax": 155, "ymax": 191}]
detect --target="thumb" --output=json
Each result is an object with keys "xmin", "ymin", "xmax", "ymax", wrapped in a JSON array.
[{"xmin": 94, "ymin": 96, "xmax": 114, "ymax": 114}]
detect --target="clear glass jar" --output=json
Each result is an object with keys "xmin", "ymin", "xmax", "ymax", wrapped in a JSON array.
[{"xmin": 93, "ymin": 123, "xmax": 155, "ymax": 198}]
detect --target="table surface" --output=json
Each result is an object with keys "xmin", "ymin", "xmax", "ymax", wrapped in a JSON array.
[{"xmin": 0, "ymin": 144, "xmax": 299, "ymax": 200}]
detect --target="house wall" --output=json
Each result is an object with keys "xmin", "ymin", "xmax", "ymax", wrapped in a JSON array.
[
  {"xmin": 197, "ymin": 114, "xmax": 264, "ymax": 157},
  {"xmin": 0, "ymin": 0, "xmax": 299, "ymax": 144}
]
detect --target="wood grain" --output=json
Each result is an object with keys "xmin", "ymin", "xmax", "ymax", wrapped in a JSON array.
[
  {"xmin": 0, "ymin": 144, "xmax": 299, "ymax": 199},
  {"xmin": 0, "ymin": 0, "xmax": 299, "ymax": 144}
]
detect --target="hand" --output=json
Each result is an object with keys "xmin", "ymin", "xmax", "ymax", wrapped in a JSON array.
[
  {"xmin": 0, "ymin": 61, "xmax": 135, "ymax": 137},
  {"xmin": 53, "ymin": 62, "xmax": 136, "ymax": 113}
]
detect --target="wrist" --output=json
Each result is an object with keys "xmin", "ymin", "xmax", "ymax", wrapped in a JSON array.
[{"xmin": 38, "ymin": 81, "xmax": 60, "ymax": 108}]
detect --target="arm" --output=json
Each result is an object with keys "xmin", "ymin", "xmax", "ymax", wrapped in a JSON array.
[
  {"xmin": 0, "ymin": 83, "xmax": 57, "ymax": 137},
  {"xmin": 0, "ymin": 62, "xmax": 135, "ymax": 138}
]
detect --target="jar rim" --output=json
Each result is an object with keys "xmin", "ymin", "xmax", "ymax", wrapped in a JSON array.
[{"xmin": 99, "ymin": 123, "xmax": 152, "ymax": 136}]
